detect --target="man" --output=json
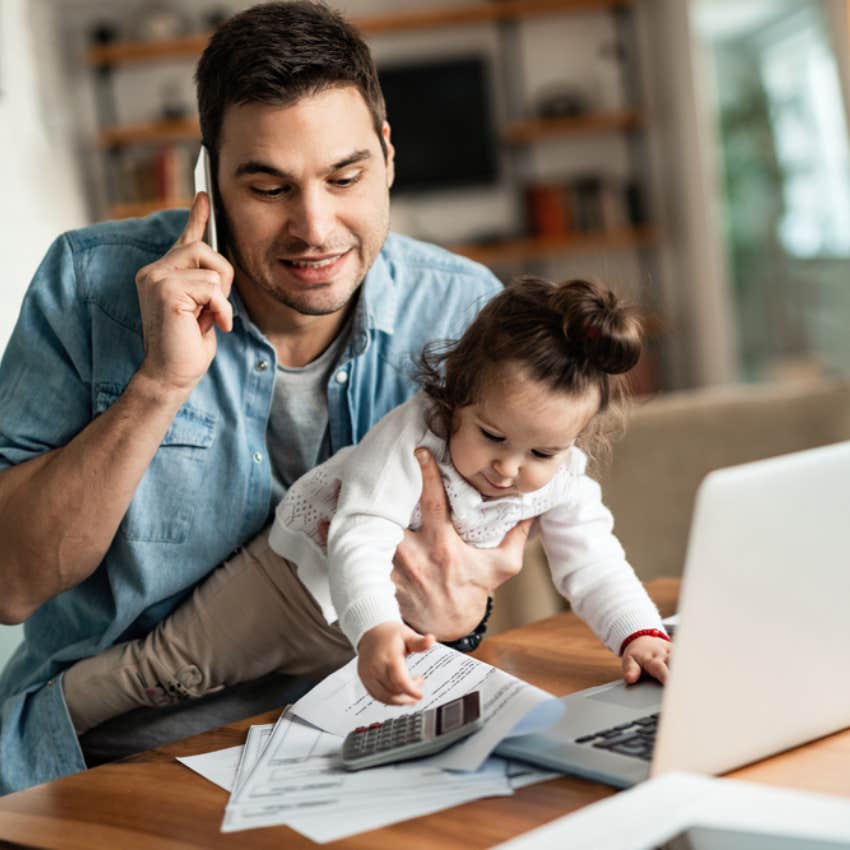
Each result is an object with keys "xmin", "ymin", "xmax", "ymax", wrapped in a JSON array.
[{"xmin": 0, "ymin": 2, "xmax": 529, "ymax": 794}]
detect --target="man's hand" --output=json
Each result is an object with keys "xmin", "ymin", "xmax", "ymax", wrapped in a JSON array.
[
  {"xmin": 135, "ymin": 192, "xmax": 235, "ymax": 399},
  {"xmin": 0, "ymin": 194, "xmax": 238, "ymax": 622},
  {"xmin": 391, "ymin": 448, "xmax": 531, "ymax": 642},
  {"xmin": 357, "ymin": 621, "xmax": 435, "ymax": 705}
]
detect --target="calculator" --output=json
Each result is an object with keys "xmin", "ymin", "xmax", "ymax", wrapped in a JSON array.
[{"xmin": 341, "ymin": 691, "xmax": 483, "ymax": 770}]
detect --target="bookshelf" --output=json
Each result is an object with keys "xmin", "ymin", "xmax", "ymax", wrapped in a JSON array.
[
  {"xmin": 502, "ymin": 109, "xmax": 641, "ymax": 145},
  {"xmin": 453, "ymin": 225, "xmax": 656, "ymax": 266},
  {"xmin": 98, "ymin": 117, "xmax": 199, "ymax": 148},
  {"xmin": 97, "ymin": 109, "xmax": 640, "ymax": 150},
  {"xmin": 88, "ymin": 0, "xmax": 656, "ymax": 268},
  {"xmin": 87, "ymin": 1, "xmax": 630, "ymax": 67}
]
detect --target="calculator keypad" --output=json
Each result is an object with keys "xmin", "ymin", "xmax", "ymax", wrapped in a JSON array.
[{"xmin": 345, "ymin": 714, "xmax": 426, "ymax": 759}]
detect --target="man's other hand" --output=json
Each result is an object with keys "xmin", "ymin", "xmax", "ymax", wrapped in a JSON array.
[{"xmin": 391, "ymin": 447, "xmax": 531, "ymax": 642}]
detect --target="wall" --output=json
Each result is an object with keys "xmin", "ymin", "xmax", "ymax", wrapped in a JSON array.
[
  {"xmin": 0, "ymin": 0, "xmax": 88, "ymax": 668},
  {"xmin": 1, "ymin": 0, "xmax": 87, "ymax": 352}
]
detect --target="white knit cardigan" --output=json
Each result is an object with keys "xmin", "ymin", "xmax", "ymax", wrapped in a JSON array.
[{"xmin": 269, "ymin": 392, "xmax": 664, "ymax": 652}]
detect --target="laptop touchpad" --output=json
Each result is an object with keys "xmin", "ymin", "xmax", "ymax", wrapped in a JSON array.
[{"xmin": 588, "ymin": 681, "xmax": 663, "ymax": 709}]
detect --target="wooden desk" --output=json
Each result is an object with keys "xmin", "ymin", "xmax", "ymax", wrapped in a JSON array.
[{"xmin": 0, "ymin": 579, "xmax": 848, "ymax": 849}]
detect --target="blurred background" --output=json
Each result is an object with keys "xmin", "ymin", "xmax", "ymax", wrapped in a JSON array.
[{"xmin": 3, "ymin": 0, "xmax": 850, "ymax": 659}]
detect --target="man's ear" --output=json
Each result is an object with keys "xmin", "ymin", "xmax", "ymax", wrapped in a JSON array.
[{"xmin": 382, "ymin": 121, "xmax": 395, "ymax": 189}]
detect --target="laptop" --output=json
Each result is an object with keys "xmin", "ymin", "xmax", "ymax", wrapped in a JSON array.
[{"xmin": 496, "ymin": 440, "xmax": 850, "ymax": 787}]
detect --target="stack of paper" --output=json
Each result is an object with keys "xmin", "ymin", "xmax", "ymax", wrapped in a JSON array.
[{"xmin": 179, "ymin": 642, "xmax": 564, "ymax": 842}]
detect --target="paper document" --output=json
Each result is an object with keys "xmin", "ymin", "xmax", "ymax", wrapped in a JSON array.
[
  {"xmin": 221, "ymin": 709, "xmax": 512, "ymax": 838},
  {"xmin": 232, "ymin": 723, "xmax": 274, "ymax": 795},
  {"xmin": 176, "ymin": 723, "xmax": 275, "ymax": 793},
  {"xmin": 177, "ymin": 744, "xmax": 245, "ymax": 792},
  {"xmin": 506, "ymin": 761, "xmax": 561, "ymax": 790},
  {"xmin": 178, "ymin": 699, "xmax": 562, "ymax": 840},
  {"xmin": 177, "ymin": 644, "xmax": 568, "ymax": 840},
  {"xmin": 291, "ymin": 642, "xmax": 564, "ymax": 771}
]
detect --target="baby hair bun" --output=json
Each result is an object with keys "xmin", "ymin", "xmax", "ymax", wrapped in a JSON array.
[{"xmin": 550, "ymin": 278, "xmax": 642, "ymax": 375}]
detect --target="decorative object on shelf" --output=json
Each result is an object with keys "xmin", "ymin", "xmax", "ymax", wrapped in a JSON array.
[
  {"xmin": 525, "ymin": 183, "xmax": 571, "ymax": 237},
  {"xmin": 533, "ymin": 83, "xmax": 589, "ymax": 119},
  {"xmin": 572, "ymin": 175, "xmax": 645, "ymax": 233},
  {"xmin": 159, "ymin": 80, "xmax": 190, "ymax": 122},
  {"xmin": 599, "ymin": 177, "xmax": 630, "ymax": 231},
  {"xmin": 154, "ymin": 145, "xmax": 193, "ymax": 203},
  {"xmin": 526, "ymin": 175, "xmax": 636, "ymax": 239},
  {"xmin": 571, "ymin": 175, "xmax": 604, "ymax": 232},
  {"xmin": 89, "ymin": 20, "xmax": 119, "ymax": 49},
  {"xmin": 625, "ymin": 179, "xmax": 647, "ymax": 226},
  {"xmin": 133, "ymin": 4, "xmax": 191, "ymax": 42}
]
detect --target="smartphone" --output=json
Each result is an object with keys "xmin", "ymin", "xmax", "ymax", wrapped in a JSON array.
[{"xmin": 193, "ymin": 145, "xmax": 219, "ymax": 252}]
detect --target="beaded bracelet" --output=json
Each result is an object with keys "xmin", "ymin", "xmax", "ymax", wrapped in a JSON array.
[
  {"xmin": 442, "ymin": 596, "xmax": 494, "ymax": 653},
  {"xmin": 619, "ymin": 628, "xmax": 671, "ymax": 656}
]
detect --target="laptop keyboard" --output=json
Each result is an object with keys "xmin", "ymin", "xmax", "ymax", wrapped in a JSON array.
[{"xmin": 574, "ymin": 712, "xmax": 658, "ymax": 761}]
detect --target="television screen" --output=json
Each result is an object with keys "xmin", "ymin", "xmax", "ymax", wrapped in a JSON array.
[{"xmin": 378, "ymin": 56, "xmax": 498, "ymax": 194}]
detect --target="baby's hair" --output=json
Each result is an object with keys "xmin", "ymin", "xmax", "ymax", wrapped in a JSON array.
[{"xmin": 418, "ymin": 276, "xmax": 643, "ymax": 457}]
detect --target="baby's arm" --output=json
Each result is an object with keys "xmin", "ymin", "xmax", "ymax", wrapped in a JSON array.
[
  {"xmin": 539, "ymin": 474, "xmax": 670, "ymax": 684},
  {"xmin": 324, "ymin": 399, "xmax": 435, "ymax": 698},
  {"xmin": 330, "ymin": 506, "xmax": 437, "ymax": 704}
]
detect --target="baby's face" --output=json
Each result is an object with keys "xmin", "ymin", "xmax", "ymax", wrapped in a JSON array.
[{"xmin": 448, "ymin": 362, "xmax": 599, "ymax": 499}]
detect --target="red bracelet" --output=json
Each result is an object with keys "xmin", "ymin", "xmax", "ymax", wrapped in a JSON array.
[{"xmin": 619, "ymin": 628, "xmax": 671, "ymax": 656}]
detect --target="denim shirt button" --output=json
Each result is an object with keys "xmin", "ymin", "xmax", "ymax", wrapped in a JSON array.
[
  {"xmin": 252, "ymin": 451, "xmax": 263, "ymax": 463},
  {"xmin": 255, "ymin": 359, "xmax": 269, "ymax": 372},
  {"xmin": 334, "ymin": 370, "xmax": 349, "ymax": 385}
]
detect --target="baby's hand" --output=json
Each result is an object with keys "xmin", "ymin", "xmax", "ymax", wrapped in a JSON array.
[
  {"xmin": 621, "ymin": 635, "xmax": 672, "ymax": 685},
  {"xmin": 357, "ymin": 622, "xmax": 435, "ymax": 705}
]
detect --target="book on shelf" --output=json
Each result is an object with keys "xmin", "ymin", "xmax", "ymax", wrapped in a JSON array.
[
  {"xmin": 112, "ymin": 143, "xmax": 193, "ymax": 216},
  {"xmin": 154, "ymin": 144, "xmax": 192, "ymax": 203},
  {"xmin": 525, "ymin": 175, "xmax": 638, "ymax": 239}
]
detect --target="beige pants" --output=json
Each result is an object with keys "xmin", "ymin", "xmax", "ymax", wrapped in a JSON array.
[{"xmin": 62, "ymin": 529, "xmax": 354, "ymax": 735}]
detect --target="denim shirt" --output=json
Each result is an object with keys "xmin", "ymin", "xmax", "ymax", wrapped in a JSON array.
[{"xmin": 0, "ymin": 210, "xmax": 500, "ymax": 794}]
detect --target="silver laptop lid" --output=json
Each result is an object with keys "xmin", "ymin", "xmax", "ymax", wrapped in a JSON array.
[{"xmin": 652, "ymin": 440, "xmax": 850, "ymax": 777}]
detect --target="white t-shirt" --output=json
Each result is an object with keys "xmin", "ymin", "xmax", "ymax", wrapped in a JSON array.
[
  {"xmin": 266, "ymin": 319, "xmax": 350, "ymax": 501},
  {"xmin": 269, "ymin": 392, "xmax": 664, "ymax": 651}
]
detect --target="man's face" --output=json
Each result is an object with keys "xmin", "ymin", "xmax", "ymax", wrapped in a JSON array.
[{"xmin": 216, "ymin": 86, "xmax": 395, "ymax": 320}]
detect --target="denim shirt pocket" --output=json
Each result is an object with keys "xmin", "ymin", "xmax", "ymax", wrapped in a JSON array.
[{"xmin": 95, "ymin": 383, "xmax": 217, "ymax": 543}]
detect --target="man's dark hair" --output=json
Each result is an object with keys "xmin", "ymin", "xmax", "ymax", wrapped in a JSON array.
[{"xmin": 195, "ymin": 2, "xmax": 387, "ymax": 159}]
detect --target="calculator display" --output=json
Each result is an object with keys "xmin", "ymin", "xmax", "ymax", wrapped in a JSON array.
[
  {"xmin": 436, "ymin": 692, "xmax": 480, "ymax": 735},
  {"xmin": 437, "ymin": 699, "xmax": 463, "ymax": 734}
]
